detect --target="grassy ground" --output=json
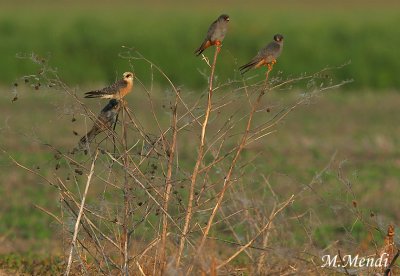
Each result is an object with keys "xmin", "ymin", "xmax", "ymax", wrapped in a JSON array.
[
  {"xmin": 0, "ymin": 0, "xmax": 399, "ymax": 89},
  {"xmin": 1, "ymin": 85, "xmax": 399, "ymax": 250}
]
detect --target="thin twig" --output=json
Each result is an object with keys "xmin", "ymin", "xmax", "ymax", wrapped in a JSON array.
[
  {"xmin": 384, "ymin": 249, "xmax": 400, "ymax": 276},
  {"xmin": 65, "ymin": 150, "xmax": 99, "ymax": 276},
  {"xmin": 121, "ymin": 104, "xmax": 131, "ymax": 276},
  {"xmin": 337, "ymin": 250, "xmax": 351, "ymax": 276},
  {"xmin": 33, "ymin": 204, "xmax": 63, "ymax": 225},
  {"xmin": 159, "ymin": 88, "xmax": 179, "ymax": 274},
  {"xmin": 216, "ymin": 195, "xmax": 294, "ymax": 270}
]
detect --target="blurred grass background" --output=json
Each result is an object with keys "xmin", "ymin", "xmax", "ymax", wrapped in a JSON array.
[
  {"xmin": 0, "ymin": 0, "xmax": 399, "ymax": 89},
  {"xmin": 1, "ymin": 0, "xmax": 400, "ymax": 272}
]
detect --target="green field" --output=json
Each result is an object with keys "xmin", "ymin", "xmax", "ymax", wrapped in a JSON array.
[
  {"xmin": 1, "ymin": 0, "xmax": 400, "ymax": 89},
  {"xmin": 1, "ymin": 0, "xmax": 400, "ymax": 274}
]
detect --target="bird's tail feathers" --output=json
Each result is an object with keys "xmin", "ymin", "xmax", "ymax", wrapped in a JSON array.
[
  {"xmin": 195, "ymin": 40, "xmax": 211, "ymax": 56},
  {"xmin": 84, "ymin": 91, "xmax": 102, "ymax": 98},
  {"xmin": 71, "ymin": 129, "xmax": 96, "ymax": 154},
  {"xmin": 239, "ymin": 61, "xmax": 257, "ymax": 75},
  {"xmin": 195, "ymin": 45, "xmax": 205, "ymax": 56}
]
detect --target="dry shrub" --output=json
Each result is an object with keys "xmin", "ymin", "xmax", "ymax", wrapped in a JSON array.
[{"xmin": 8, "ymin": 51, "xmax": 396, "ymax": 276}]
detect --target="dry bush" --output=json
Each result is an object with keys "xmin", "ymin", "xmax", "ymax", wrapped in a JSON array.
[{"xmin": 6, "ymin": 50, "xmax": 398, "ymax": 275}]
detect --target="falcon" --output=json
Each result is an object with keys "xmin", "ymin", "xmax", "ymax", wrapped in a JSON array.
[
  {"xmin": 84, "ymin": 72, "xmax": 134, "ymax": 99},
  {"xmin": 72, "ymin": 99, "xmax": 121, "ymax": 153},
  {"xmin": 239, "ymin": 34, "xmax": 284, "ymax": 75},
  {"xmin": 195, "ymin": 14, "xmax": 230, "ymax": 56}
]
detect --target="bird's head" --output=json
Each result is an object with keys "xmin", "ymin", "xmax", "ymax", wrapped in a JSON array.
[
  {"xmin": 109, "ymin": 99, "xmax": 119, "ymax": 108},
  {"xmin": 273, "ymin": 34, "xmax": 284, "ymax": 43},
  {"xmin": 219, "ymin": 14, "xmax": 230, "ymax": 22},
  {"xmin": 123, "ymin": 72, "xmax": 134, "ymax": 80}
]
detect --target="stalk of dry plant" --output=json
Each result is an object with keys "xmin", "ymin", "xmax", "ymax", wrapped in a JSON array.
[
  {"xmin": 176, "ymin": 45, "xmax": 221, "ymax": 268},
  {"xmin": 182, "ymin": 77, "xmax": 269, "ymax": 275},
  {"xmin": 121, "ymin": 105, "xmax": 130, "ymax": 276},
  {"xmin": 158, "ymin": 90, "xmax": 179, "ymax": 274},
  {"xmin": 65, "ymin": 150, "xmax": 99, "ymax": 275},
  {"xmin": 197, "ymin": 80, "xmax": 268, "ymax": 249}
]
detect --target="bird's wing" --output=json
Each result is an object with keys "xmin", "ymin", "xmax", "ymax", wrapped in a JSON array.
[
  {"xmin": 205, "ymin": 19, "xmax": 219, "ymax": 40},
  {"xmin": 98, "ymin": 79, "xmax": 128, "ymax": 96},
  {"xmin": 260, "ymin": 42, "xmax": 281, "ymax": 61},
  {"xmin": 85, "ymin": 79, "xmax": 128, "ymax": 98},
  {"xmin": 195, "ymin": 19, "xmax": 219, "ymax": 56}
]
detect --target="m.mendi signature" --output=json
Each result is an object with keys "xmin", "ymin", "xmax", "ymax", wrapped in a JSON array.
[{"xmin": 321, "ymin": 253, "xmax": 389, "ymax": 268}]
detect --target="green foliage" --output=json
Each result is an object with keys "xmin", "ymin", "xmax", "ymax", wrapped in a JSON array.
[{"xmin": 1, "ymin": 7, "xmax": 399, "ymax": 89}]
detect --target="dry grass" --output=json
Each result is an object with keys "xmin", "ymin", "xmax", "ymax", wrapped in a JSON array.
[{"xmin": 2, "ymin": 50, "xmax": 399, "ymax": 275}]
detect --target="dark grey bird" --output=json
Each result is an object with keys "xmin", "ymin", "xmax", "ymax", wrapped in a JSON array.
[
  {"xmin": 195, "ymin": 14, "xmax": 230, "ymax": 56},
  {"xmin": 239, "ymin": 34, "xmax": 284, "ymax": 75},
  {"xmin": 72, "ymin": 99, "xmax": 121, "ymax": 154}
]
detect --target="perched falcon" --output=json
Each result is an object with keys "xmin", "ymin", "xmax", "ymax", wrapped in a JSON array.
[
  {"xmin": 84, "ymin": 72, "xmax": 134, "ymax": 100},
  {"xmin": 72, "ymin": 99, "xmax": 121, "ymax": 154},
  {"xmin": 195, "ymin": 14, "xmax": 230, "ymax": 56},
  {"xmin": 239, "ymin": 34, "xmax": 284, "ymax": 75}
]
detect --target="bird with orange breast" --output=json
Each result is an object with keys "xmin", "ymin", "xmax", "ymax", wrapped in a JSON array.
[
  {"xmin": 195, "ymin": 14, "xmax": 230, "ymax": 56},
  {"xmin": 239, "ymin": 34, "xmax": 284, "ymax": 77},
  {"xmin": 84, "ymin": 72, "xmax": 134, "ymax": 100}
]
